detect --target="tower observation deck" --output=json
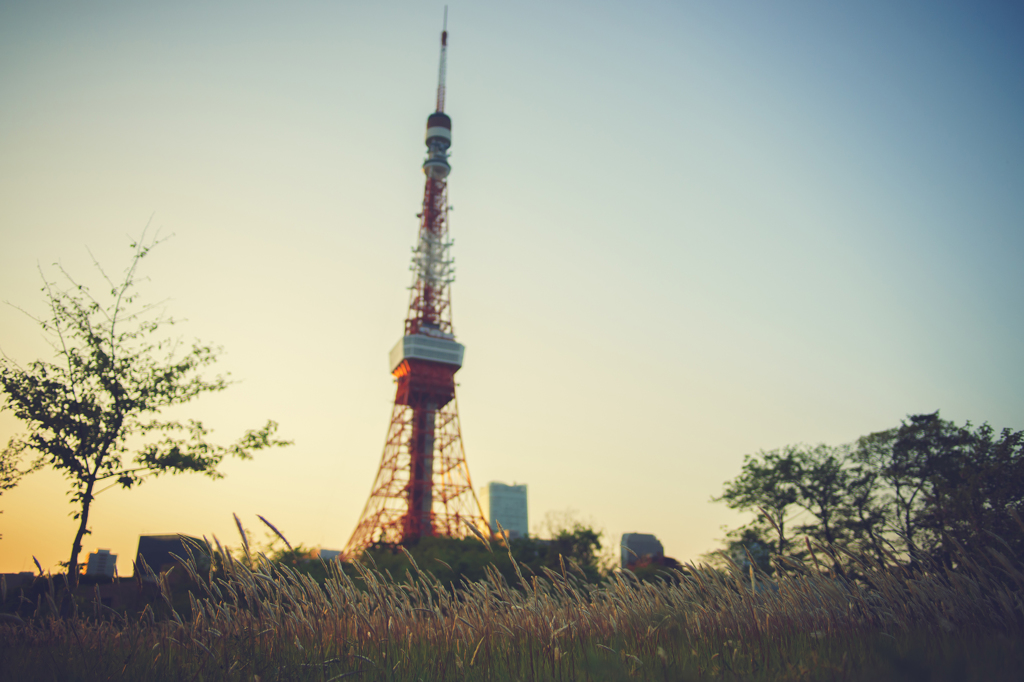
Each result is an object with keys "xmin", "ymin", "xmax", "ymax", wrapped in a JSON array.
[{"xmin": 343, "ymin": 16, "xmax": 486, "ymax": 556}]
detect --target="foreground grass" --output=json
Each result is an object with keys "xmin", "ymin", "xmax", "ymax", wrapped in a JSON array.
[
  {"xmin": 2, "ymin": 627, "xmax": 1021, "ymax": 681},
  {"xmin": 2, "ymin": 541, "xmax": 1023, "ymax": 681}
]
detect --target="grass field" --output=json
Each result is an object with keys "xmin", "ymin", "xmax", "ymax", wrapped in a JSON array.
[{"xmin": 2, "ymin": 538, "xmax": 1023, "ymax": 681}]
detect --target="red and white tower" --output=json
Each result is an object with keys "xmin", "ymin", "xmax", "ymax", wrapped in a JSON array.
[{"xmin": 343, "ymin": 18, "xmax": 487, "ymax": 557}]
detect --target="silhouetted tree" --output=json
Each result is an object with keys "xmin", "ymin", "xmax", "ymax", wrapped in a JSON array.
[
  {"xmin": 722, "ymin": 526, "xmax": 776, "ymax": 575},
  {"xmin": 715, "ymin": 444, "xmax": 879, "ymax": 556},
  {"xmin": 546, "ymin": 523, "xmax": 603, "ymax": 579},
  {"xmin": 714, "ymin": 447, "xmax": 801, "ymax": 554},
  {"xmin": 717, "ymin": 412, "xmax": 1024, "ymax": 568},
  {"xmin": 0, "ymin": 445, "xmax": 34, "ymax": 539},
  {"xmin": 356, "ymin": 522, "xmax": 607, "ymax": 588},
  {"xmin": 861, "ymin": 413, "xmax": 1024, "ymax": 565},
  {"xmin": 0, "ymin": 233, "xmax": 290, "ymax": 588}
]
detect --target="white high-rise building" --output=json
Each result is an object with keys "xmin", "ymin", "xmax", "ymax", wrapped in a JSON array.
[
  {"xmin": 480, "ymin": 482, "xmax": 528, "ymax": 540},
  {"xmin": 85, "ymin": 549, "xmax": 117, "ymax": 578}
]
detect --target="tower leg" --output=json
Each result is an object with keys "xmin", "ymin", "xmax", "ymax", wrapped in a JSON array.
[
  {"xmin": 343, "ymin": 390, "xmax": 487, "ymax": 558},
  {"xmin": 406, "ymin": 401, "xmax": 436, "ymax": 543}
]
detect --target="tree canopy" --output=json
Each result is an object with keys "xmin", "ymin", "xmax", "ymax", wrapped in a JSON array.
[
  {"xmin": 359, "ymin": 522, "xmax": 607, "ymax": 588},
  {"xmin": 715, "ymin": 412, "xmax": 1024, "ymax": 570},
  {"xmin": 246, "ymin": 520, "xmax": 609, "ymax": 589},
  {"xmin": 0, "ymin": 234, "xmax": 290, "ymax": 586}
]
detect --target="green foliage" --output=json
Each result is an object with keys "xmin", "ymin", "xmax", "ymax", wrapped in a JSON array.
[
  {"xmin": 360, "ymin": 524, "xmax": 605, "ymax": 588},
  {"xmin": 0, "ymin": 233, "xmax": 291, "ymax": 586},
  {"xmin": 0, "ymin": 445, "xmax": 35, "ymax": 540},
  {"xmin": 722, "ymin": 526, "xmax": 776, "ymax": 575},
  {"xmin": 0, "ymin": 447, "xmax": 26, "ymax": 496},
  {"xmin": 715, "ymin": 443, "xmax": 881, "ymax": 556},
  {"xmin": 232, "ymin": 520, "xmax": 603, "ymax": 589},
  {"xmin": 365, "ymin": 536, "xmax": 510, "ymax": 586},
  {"xmin": 716, "ymin": 412, "xmax": 1024, "ymax": 567},
  {"xmin": 853, "ymin": 412, "xmax": 1024, "ymax": 564},
  {"xmin": 256, "ymin": 544, "xmax": 336, "ymax": 584},
  {"xmin": 546, "ymin": 523, "xmax": 603, "ymax": 578},
  {"xmin": 230, "ymin": 520, "xmax": 606, "ymax": 592},
  {"xmin": 714, "ymin": 446, "xmax": 801, "ymax": 555}
]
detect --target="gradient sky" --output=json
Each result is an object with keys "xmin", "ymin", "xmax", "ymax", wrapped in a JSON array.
[{"xmin": 2, "ymin": 1, "xmax": 1023, "ymax": 574}]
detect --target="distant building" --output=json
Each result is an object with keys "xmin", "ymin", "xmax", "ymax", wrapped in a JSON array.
[
  {"xmin": 1, "ymin": 572, "xmax": 35, "ymax": 592},
  {"xmin": 480, "ymin": 482, "xmax": 528, "ymax": 540},
  {"xmin": 620, "ymin": 533, "xmax": 664, "ymax": 568},
  {"xmin": 135, "ymin": 535, "xmax": 207, "ymax": 580},
  {"xmin": 85, "ymin": 549, "xmax": 117, "ymax": 578},
  {"xmin": 316, "ymin": 549, "xmax": 342, "ymax": 562}
]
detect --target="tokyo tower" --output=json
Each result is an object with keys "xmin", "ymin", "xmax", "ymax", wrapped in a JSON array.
[{"xmin": 343, "ymin": 16, "xmax": 487, "ymax": 557}]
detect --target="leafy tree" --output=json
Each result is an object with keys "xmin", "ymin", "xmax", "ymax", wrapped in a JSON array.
[
  {"xmin": 850, "ymin": 423, "xmax": 924, "ymax": 557},
  {"xmin": 715, "ymin": 445, "xmax": 872, "ymax": 553},
  {"xmin": 714, "ymin": 447, "xmax": 800, "ymax": 554},
  {"xmin": 716, "ymin": 443, "xmax": 888, "ymax": 566},
  {"xmin": 545, "ymin": 523, "xmax": 603, "ymax": 579},
  {"xmin": 0, "ymin": 443, "xmax": 27, "ymax": 494},
  {"xmin": 363, "ymin": 536, "xmax": 514, "ymax": 587},
  {"xmin": 862, "ymin": 413, "xmax": 1024, "ymax": 564},
  {"xmin": 0, "ymin": 234, "xmax": 290, "ymax": 587},
  {"xmin": 354, "ymin": 521, "xmax": 607, "ymax": 588},
  {"xmin": 705, "ymin": 525, "xmax": 776, "ymax": 575},
  {"xmin": 717, "ymin": 412, "xmax": 1024, "ymax": 569},
  {"xmin": 0, "ymin": 447, "xmax": 25, "ymax": 493},
  {"xmin": 789, "ymin": 444, "xmax": 881, "ymax": 549},
  {"xmin": 0, "ymin": 445, "xmax": 35, "ymax": 539},
  {"xmin": 532, "ymin": 510, "xmax": 607, "ymax": 580}
]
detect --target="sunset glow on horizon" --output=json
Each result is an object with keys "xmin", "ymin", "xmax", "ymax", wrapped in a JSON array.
[{"xmin": 2, "ymin": 1, "xmax": 1023, "ymax": 575}]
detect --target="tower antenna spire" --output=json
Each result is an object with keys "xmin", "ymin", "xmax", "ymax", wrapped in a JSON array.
[{"xmin": 436, "ymin": 7, "xmax": 448, "ymax": 113}]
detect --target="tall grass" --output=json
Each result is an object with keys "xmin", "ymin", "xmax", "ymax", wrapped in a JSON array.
[{"xmin": 2, "ymin": 536, "xmax": 1023, "ymax": 681}]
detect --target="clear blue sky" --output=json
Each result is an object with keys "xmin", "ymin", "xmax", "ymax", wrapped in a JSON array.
[{"xmin": 2, "ymin": 1, "xmax": 1022, "ymax": 573}]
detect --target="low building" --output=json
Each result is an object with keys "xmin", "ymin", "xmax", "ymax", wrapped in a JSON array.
[
  {"xmin": 135, "ymin": 535, "xmax": 207, "ymax": 580},
  {"xmin": 620, "ymin": 533, "xmax": 664, "ymax": 568},
  {"xmin": 480, "ymin": 482, "xmax": 528, "ymax": 540},
  {"xmin": 85, "ymin": 549, "xmax": 117, "ymax": 578},
  {"xmin": 1, "ymin": 572, "xmax": 35, "ymax": 593}
]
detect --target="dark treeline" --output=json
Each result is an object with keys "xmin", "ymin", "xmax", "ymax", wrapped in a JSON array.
[
  {"xmin": 715, "ymin": 411, "xmax": 1024, "ymax": 572},
  {"xmin": 268, "ymin": 522, "xmax": 606, "ymax": 589}
]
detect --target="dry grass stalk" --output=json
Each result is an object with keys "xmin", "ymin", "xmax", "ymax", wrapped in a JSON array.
[{"xmin": 2, "ymin": 534, "xmax": 1024, "ymax": 680}]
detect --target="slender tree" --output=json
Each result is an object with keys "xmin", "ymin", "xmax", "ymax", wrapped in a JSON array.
[
  {"xmin": 716, "ymin": 443, "xmax": 886, "ymax": 565},
  {"xmin": 714, "ymin": 446, "xmax": 802, "ymax": 554},
  {"xmin": 718, "ymin": 413, "xmax": 1024, "ymax": 568},
  {"xmin": 789, "ymin": 444, "xmax": 857, "ymax": 546},
  {"xmin": 0, "ymin": 233, "xmax": 290, "ymax": 587},
  {"xmin": 889, "ymin": 413, "xmax": 1024, "ymax": 564}
]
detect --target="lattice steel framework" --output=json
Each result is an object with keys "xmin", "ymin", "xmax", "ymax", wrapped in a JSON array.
[{"xmin": 343, "ymin": 16, "xmax": 486, "ymax": 558}]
